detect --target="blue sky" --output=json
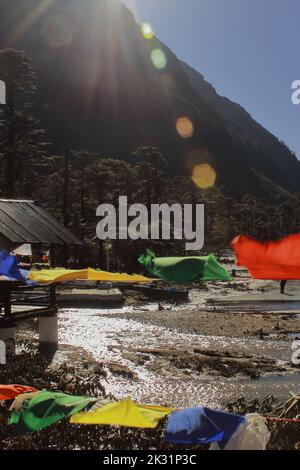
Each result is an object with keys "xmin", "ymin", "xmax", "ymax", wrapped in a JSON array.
[{"xmin": 122, "ymin": 0, "xmax": 300, "ymax": 158}]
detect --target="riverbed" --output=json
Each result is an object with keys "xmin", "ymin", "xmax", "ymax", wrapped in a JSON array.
[
  {"xmin": 54, "ymin": 304, "xmax": 299, "ymax": 409},
  {"xmin": 17, "ymin": 278, "xmax": 300, "ymax": 409}
]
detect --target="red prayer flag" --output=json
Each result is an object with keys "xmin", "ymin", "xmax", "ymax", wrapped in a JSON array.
[
  {"xmin": 0, "ymin": 384, "xmax": 37, "ymax": 401},
  {"xmin": 231, "ymin": 233, "xmax": 300, "ymax": 280}
]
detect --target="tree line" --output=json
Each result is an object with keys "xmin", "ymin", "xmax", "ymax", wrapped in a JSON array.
[{"xmin": 1, "ymin": 48, "xmax": 300, "ymax": 272}]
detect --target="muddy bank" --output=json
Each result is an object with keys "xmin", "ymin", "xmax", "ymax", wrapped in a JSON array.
[
  {"xmin": 119, "ymin": 278, "xmax": 300, "ymax": 340},
  {"xmin": 122, "ymin": 347, "xmax": 292, "ymax": 380},
  {"xmin": 16, "ymin": 333, "xmax": 138, "ymax": 385},
  {"xmin": 105, "ymin": 309, "xmax": 300, "ymax": 339}
]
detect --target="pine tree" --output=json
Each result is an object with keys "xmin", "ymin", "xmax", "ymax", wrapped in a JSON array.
[{"xmin": 0, "ymin": 48, "xmax": 48, "ymax": 198}]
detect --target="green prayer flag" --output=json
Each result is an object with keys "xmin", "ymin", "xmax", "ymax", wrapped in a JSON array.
[
  {"xmin": 138, "ymin": 250, "xmax": 232, "ymax": 283},
  {"xmin": 9, "ymin": 391, "xmax": 94, "ymax": 435}
]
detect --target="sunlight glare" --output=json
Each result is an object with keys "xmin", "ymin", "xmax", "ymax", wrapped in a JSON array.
[
  {"xmin": 192, "ymin": 164, "xmax": 216, "ymax": 189},
  {"xmin": 176, "ymin": 117, "xmax": 194, "ymax": 139},
  {"xmin": 141, "ymin": 23, "xmax": 154, "ymax": 40},
  {"xmin": 151, "ymin": 49, "xmax": 167, "ymax": 70},
  {"xmin": 42, "ymin": 14, "xmax": 74, "ymax": 47}
]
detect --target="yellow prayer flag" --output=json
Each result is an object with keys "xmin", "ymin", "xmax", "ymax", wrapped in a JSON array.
[
  {"xmin": 70, "ymin": 398, "xmax": 172, "ymax": 429},
  {"xmin": 29, "ymin": 268, "xmax": 152, "ymax": 284}
]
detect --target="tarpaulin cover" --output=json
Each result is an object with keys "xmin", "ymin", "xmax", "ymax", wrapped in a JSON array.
[
  {"xmin": 0, "ymin": 384, "xmax": 37, "ymax": 401},
  {"xmin": 138, "ymin": 250, "xmax": 232, "ymax": 283},
  {"xmin": 231, "ymin": 234, "xmax": 300, "ymax": 280},
  {"xmin": 9, "ymin": 391, "xmax": 94, "ymax": 435},
  {"xmin": 29, "ymin": 268, "xmax": 152, "ymax": 284},
  {"xmin": 70, "ymin": 397, "xmax": 172, "ymax": 429},
  {"xmin": 164, "ymin": 407, "xmax": 245, "ymax": 448},
  {"xmin": 0, "ymin": 250, "xmax": 31, "ymax": 284}
]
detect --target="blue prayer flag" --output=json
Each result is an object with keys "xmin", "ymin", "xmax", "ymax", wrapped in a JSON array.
[{"xmin": 164, "ymin": 406, "xmax": 245, "ymax": 448}]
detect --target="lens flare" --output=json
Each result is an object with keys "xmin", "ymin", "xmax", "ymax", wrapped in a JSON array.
[
  {"xmin": 141, "ymin": 23, "xmax": 154, "ymax": 39},
  {"xmin": 176, "ymin": 117, "xmax": 194, "ymax": 139},
  {"xmin": 192, "ymin": 164, "xmax": 216, "ymax": 189},
  {"xmin": 6, "ymin": 0, "xmax": 55, "ymax": 43},
  {"xmin": 41, "ymin": 14, "xmax": 74, "ymax": 47},
  {"xmin": 151, "ymin": 49, "xmax": 167, "ymax": 70}
]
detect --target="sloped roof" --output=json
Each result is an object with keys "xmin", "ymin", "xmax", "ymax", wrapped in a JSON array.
[{"xmin": 0, "ymin": 199, "xmax": 82, "ymax": 245}]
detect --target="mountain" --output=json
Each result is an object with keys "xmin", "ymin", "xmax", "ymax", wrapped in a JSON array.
[
  {"xmin": 181, "ymin": 62, "xmax": 300, "ymax": 193},
  {"xmin": 0, "ymin": 0, "xmax": 299, "ymax": 197}
]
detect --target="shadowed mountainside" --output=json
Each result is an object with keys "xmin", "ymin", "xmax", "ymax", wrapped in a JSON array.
[{"xmin": 0, "ymin": 0, "xmax": 299, "ymax": 197}]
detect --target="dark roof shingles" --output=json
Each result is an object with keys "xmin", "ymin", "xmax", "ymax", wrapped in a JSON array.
[{"xmin": 0, "ymin": 200, "xmax": 82, "ymax": 245}]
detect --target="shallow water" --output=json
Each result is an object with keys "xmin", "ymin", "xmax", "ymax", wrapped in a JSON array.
[{"xmin": 58, "ymin": 307, "xmax": 300, "ymax": 408}]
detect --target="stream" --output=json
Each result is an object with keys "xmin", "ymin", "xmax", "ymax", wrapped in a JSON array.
[{"xmin": 58, "ymin": 305, "xmax": 300, "ymax": 409}]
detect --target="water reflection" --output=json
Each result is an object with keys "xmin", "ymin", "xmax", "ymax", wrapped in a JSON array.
[{"xmin": 58, "ymin": 307, "xmax": 299, "ymax": 408}]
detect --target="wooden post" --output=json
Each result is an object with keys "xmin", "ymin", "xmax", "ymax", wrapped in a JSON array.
[
  {"xmin": 63, "ymin": 120, "xmax": 70, "ymax": 227},
  {"xmin": 49, "ymin": 284, "xmax": 57, "ymax": 309},
  {"xmin": 4, "ymin": 291, "xmax": 11, "ymax": 317},
  {"xmin": 0, "ymin": 283, "xmax": 12, "ymax": 318},
  {"xmin": 0, "ymin": 284, "xmax": 15, "ymax": 357}
]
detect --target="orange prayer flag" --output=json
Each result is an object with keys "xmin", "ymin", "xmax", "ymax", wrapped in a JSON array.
[{"xmin": 0, "ymin": 384, "xmax": 38, "ymax": 401}]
